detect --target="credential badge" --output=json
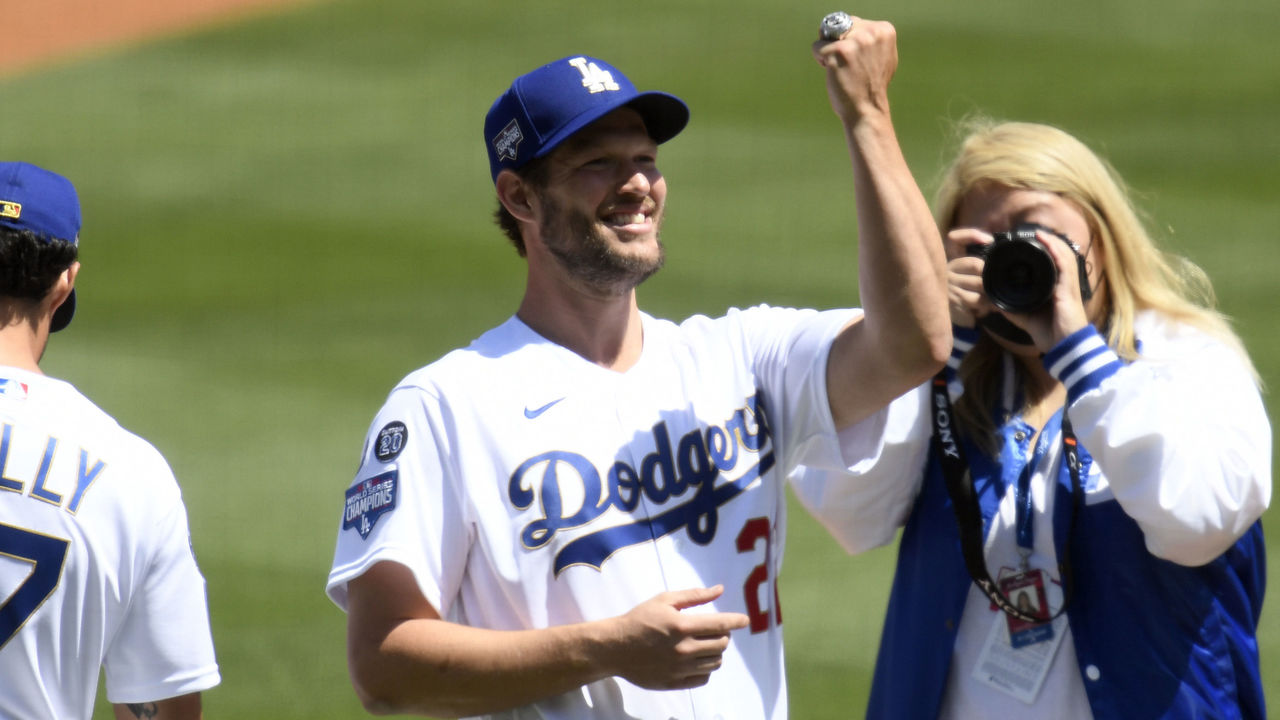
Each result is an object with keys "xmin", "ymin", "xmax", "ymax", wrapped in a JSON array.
[{"xmin": 493, "ymin": 119, "xmax": 524, "ymax": 162}]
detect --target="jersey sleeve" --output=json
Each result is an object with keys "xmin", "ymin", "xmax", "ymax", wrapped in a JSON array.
[
  {"xmin": 1044, "ymin": 321, "xmax": 1272, "ymax": 565},
  {"xmin": 736, "ymin": 305, "xmax": 895, "ymax": 471},
  {"xmin": 738, "ymin": 305, "xmax": 933, "ymax": 553},
  {"xmin": 326, "ymin": 383, "xmax": 471, "ymax": 617},
  {"xmin": 789, "ymin": 384, "xmax": 931, "ymax": 554},
  {"xmin": 102, "ymin": 481, "xmax": 220, "ymax": 703}
]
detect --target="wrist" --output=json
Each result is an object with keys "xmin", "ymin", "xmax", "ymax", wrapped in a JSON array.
[
  {"xmin": 845, "ymin": 105, "xmax": 894, "ymax": 139},
  {"xmin": 575, "ymin": 616, "xmax": 627, "ymax": 681},
  {"xmin": 1042, "ymin": 325, "xmax": 1122, "ymax": 404}
]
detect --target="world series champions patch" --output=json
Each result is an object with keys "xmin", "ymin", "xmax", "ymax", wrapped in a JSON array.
[
  {"xmin": 343, "ymin": 470, "xmax": 399, "ymax": 540},
  {"xmin": 492, "ymin": 119, "xmax": 524, "ymax": 162}
]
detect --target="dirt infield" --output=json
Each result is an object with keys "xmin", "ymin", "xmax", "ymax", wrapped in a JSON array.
[{"xmin": 1, "ymin": 0, "xmax": 312, "ymax": 77}]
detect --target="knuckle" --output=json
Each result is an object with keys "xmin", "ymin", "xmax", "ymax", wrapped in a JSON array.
[{"xmin": 669, "ymin": 616, "xmax": 690, "ymax": 636}]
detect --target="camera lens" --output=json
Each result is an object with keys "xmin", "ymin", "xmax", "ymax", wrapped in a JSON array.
[{"xmin": 982, "ymin": 235, "xmax": 1057, "ymax": 313}]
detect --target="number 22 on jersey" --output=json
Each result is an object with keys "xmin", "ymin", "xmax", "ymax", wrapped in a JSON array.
[{"xmin": 737, "ymin": 516, "xmax": 782, "ymax": 634}]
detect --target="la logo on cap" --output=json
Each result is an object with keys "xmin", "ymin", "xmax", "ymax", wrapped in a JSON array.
[
  {"xmin": 0, "ymin": 201, "xmax": 19, "ymax": 220},
  {"xmin": 568, "ymin": 57, "xmax": 620, "ymax": 94}
]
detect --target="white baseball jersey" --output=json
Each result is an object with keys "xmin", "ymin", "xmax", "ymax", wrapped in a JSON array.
[
  {"xmin": 0, "ymin": 367, "xmax": 219, "ymax": 719},
  {"xmin": 328, "ymin": 305, "xmax": 902, "ymax": 720}
]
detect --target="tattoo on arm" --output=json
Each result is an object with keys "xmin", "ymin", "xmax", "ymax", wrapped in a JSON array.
[{"xmin": 126, "ymin": 703, "xmax": 159, "ymax": 719}]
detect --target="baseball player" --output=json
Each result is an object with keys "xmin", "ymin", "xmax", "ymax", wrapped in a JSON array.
[
  {"xmin": 326, "ymin": 15, "xmax": 949, "ymax": 720},
  {"xmin": 0, "ymin": 162, "xmax": 219, "ymax": 720}
]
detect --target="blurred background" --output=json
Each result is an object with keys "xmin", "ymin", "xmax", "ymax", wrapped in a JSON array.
[{"xmin": 1, "ymin": 0, "xmax": 1277, "ymax": 717}]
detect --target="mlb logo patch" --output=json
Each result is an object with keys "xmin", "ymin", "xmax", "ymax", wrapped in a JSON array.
[
  {"xmin": 0, "ymin": 201, "xmax": 20, "ymax": 220},
  {"xmin": 343, "ymin": 470, "xmax": 398, "ymax": 540},
  {"xmin": 0, "ymin": 378, "xmax": 29, "ymax": 400}
]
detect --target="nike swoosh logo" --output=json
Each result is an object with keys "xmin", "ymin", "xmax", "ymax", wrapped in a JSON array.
[{"xmin": 524, "ymin": 397, "xmax": 565, "ymax": 419}]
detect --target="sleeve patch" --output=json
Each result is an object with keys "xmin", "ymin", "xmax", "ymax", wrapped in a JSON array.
[
  {"xmin": 343, "ymin": 470, "xmax": 399, "ymax": 540},
  {"xmin": 374, "ymin": 421, "xmax": 408, "ymax": 462}
]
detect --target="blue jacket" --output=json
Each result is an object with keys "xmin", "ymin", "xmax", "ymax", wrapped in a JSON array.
[{"xmin": 867, "ymin": 322, "xmax": 1268, "ymax": 719}]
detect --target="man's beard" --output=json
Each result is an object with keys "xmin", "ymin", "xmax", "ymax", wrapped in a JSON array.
[{"xmin": 539, "ymin": 197, "xmax": 665, "ymax": 295}]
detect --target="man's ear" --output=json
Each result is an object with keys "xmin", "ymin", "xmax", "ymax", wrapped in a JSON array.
[
  {"xmin": 495, "ymin": 169, "xmax": 538, "ymax": 224},
  {"xmin": 47, "ymin": 262, "xmax": 79, "ymax": 314}
]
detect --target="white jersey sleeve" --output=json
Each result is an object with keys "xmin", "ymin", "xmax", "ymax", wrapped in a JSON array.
[
  {"xmin": 788, "ymin": 384, "xmax": 931, "ymax": 555},
  {"xmin": 1046, "ymin": 312, "xmax": 1271, "ymax": 565},
  {"xmin": 102, "ymin": 476, "xmax": 221, "ymax": 703},
  {"xmin": 326, "ymin": 383, "xmax": 470, "ymax": 616},
  {"xmin": 673, "ymin": 304, "xmax": 899, "ymax": 474},
  {"xmin": 739, "ymin": 304, "xmax": 932, "ymax": 555}
]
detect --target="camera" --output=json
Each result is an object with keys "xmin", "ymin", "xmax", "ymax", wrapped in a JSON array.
[{"xmin": 966, "ymin": 223, "xmax": 1092, "ymax": 313}]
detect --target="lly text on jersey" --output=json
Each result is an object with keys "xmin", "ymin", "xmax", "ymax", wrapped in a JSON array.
[{"xmin": 0, "ymin": 422, "xmax": 107, "ymax": 515}]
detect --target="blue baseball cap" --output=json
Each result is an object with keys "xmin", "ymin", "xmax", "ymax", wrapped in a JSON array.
[
  {"xmin": 0, "ymin": 162, "xmax": 80, "ymax": 332},
  {"xmin": 484, "ymin": 55, "xmax": 689, "ymax": 183}
]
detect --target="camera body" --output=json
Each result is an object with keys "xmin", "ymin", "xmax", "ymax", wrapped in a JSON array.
[{"xmin": 967, "ymin": 223, "xmax": 1092, "ymax": 313}]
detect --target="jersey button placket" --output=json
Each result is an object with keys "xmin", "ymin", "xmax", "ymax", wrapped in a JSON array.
[{"xmin": 612, "ymin": 374, "xmax": 674, "ymax": 591}]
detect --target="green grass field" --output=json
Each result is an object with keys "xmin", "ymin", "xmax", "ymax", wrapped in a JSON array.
[{"xmin": 2, "ymin": 0, "xmax": 1278, "ymax": 717}]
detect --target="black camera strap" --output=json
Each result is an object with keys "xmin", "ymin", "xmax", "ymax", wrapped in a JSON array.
[{"xmin": 929, "ymin": 371, "xmax": 1082, "ymax": 625}]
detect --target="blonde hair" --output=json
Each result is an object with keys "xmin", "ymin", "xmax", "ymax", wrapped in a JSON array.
[{"xmin": 935, "ymin": 118, "xmax": 1258, "ymax": 447}]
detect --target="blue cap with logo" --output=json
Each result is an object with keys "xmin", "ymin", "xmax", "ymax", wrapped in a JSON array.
[
  {"xmin": 0, "ymin": 162, "xmax": 80, "ymax": 332},
  {"xmin": 484, "ymin": 55, "xmax": 689, "ymax": 183}
]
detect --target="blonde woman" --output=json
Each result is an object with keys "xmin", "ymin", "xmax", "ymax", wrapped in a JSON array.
[{"xmin": 795, "ymin": 120, "xmax": 1270, "ymax": 719}]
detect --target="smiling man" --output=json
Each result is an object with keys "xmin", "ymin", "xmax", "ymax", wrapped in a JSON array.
[{"xmin": 327, "ymin": 28, "xmax": 951, "ymax": 720}]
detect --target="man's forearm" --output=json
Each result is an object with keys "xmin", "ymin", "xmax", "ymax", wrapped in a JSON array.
[
  {"xmin": 350, "ymin": 615, "xmax": 618, "ymax": 718},
  {"xmin": 346, "ymin": 564, "xmax": 746, "ymax": 718},
  {"xmin": 846, "ymin": 111, "xmax": 950, "ymax": 380},
  {"xmin": 825, "ymin": 110, "xmax": 950, "ymax": 428}
]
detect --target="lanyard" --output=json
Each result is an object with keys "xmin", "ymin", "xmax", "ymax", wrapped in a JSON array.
[
  {"xmin": 929, "ymin": 371, "xmax": 1084, "ymax": 624},
  {"xmin": 1014, "ymin": 419, "xmax": 1051, "ymax": 567}
]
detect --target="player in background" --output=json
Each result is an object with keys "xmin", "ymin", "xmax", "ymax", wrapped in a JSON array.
[
  {"xmin": 326, "ymin": 16, "xmax": 949, "ymax": 720},
  {"xmin": 793, "ymin": 119, "xmax": 1271, "ymax": 718},
  {"xmin": 0, "ymin": 162, "xmax": 220, "ymax": 720}
]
